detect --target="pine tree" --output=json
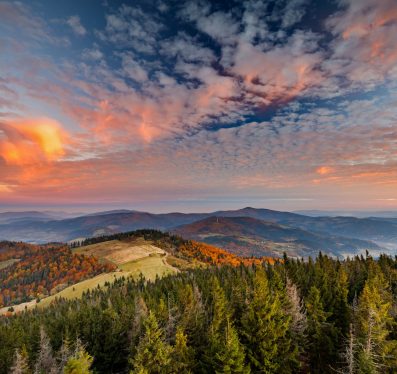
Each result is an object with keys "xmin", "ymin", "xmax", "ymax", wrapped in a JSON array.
[
  {"xmin": 305, "ymin": 286, "xmax": 336, "ymax": 373},
  {"xmin": 213, "ymin": 317, "xmax": 250, "ymax": 374},
  {"xmin": 130, "ymin": 311, "xmax": 173, "ymax": 374},
  {"xmin": 169, "ymin": 327, "xmax": 195, "ymax": 373},
  {"xmin": 285, "ymin": 278, "xmax": 307, "ymax": 336},
  {"xmin": 356, "ymin": 273, "xmax": 397, "ymax": 373},
  {"xmin": 242, "ymin": 269, "xmax": 296, "ymax": 373},
  {"xmin": 10, "ymin": 347, "xmax": 30, "ymax": 374},
  {"xmin": 205, "ymin": 277, "xmax": 249, "ymax": 373},
  {"xmin": 285, "ymin": 278, "xmax": 307, "ymax": 369},
  {"xmin": 63, "ymin": 339, "xmax": 93, "ymax": 374}
]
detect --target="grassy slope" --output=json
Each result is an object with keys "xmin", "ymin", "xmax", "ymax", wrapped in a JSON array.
[
  {"xmin": 120, "ymin": 254, "xmax": 178, "ymax": 279},
  {"xmin": 0, "ymin": 239, "xmax": 179, "ymax": 314},
  {"xmin": 37, "ymin": 272, "xmax": 123, "ymax": 308},
  {"xmin": 73, "ymin": 238, "xmax": 166, "ymax": 265}
]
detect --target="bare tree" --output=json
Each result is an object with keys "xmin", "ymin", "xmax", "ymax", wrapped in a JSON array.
[
  {"xmin": 336, "ymin": 323, "xmax": 358, "ymax": 374},
  {"xmin": 58, "ymin": 336, "xmax": 73, "ymax": 370},
  {"xmin": 10, "ymin": 348, "xmax": 29, "ymax": 374},
  {"xmin": 286, "ymin": 277, "xmax": 307, "ymax": 334},
  {"xmin": 34, "ymin": 327, "xmax": 57, "ymax": 374}
]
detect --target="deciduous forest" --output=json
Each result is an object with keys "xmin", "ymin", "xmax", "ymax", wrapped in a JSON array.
[{"xmin": 0, "ymin": 242, "xmax": 115, "ymax": 307}]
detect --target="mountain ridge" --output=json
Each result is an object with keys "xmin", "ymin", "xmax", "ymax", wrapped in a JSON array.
[
  {"xmin": 172, "ymin": 216, "xmax": 382, "ymax": 258},
  {"xmin": 0, "ymin": 207, "xmax": 396, "ymax": 257}
]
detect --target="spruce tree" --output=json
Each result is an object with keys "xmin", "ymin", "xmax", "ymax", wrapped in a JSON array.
[
  {"xmin": 242, "ymin": 269, "xmax": 296, "ymax": 373},
  {"xmin": 169, "ymin": 327, "xmax": 195, "ymax": 373},
  {"xmin": 204, "ymin": 277, "xmax": 249, "ymax": 373},
  {"xmin": 356, "ymin": 274, "xmax": 397, "ymax": 372},
  {"xmin": 213, "ymin": 317, "xmax": 250, "ymax": 374},
  {"xmin": 63, "ymin": 340, "xmax": 93, "ymax": 374},
  {"xmin": 305, "ymin": 286, "xmax": 337, "ymax": 373},
  {"xmin": 130, "ymin": 311, "xmax": 173, "ymax": 374}
]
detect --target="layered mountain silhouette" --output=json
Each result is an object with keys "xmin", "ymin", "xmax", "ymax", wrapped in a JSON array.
[
  {"xmin": 0, "ymin": 207, "xmax": 396, "ymax": 257},
  {"xmin": 173, "ymin": 216, "xmax": 382, "ymax": 258}
]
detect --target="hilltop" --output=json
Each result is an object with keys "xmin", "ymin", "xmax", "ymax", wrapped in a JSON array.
[{"xmin": 0, "ymin": 230, "xmax": 270, "ymax": 313}]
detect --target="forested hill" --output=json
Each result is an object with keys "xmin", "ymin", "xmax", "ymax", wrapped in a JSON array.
[
  {"xmin": 1, "ymin": 253, "xmax": 397, "ymax": 373},
  {"xmin": 73, "ymin": 229, "xmax": 274, "ymax": 266},
  {"xmin": 0, "ymin": 242, "xmax": 115, "ymax": 308},
  {"xmin": 0, "ymin": 230, "xmax": 272, "ymax": 309},
  {"xmin": 172, "ymin": 216, "xmax": 382, "ymax": 258}
]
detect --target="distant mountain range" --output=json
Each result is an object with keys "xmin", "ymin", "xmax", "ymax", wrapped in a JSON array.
[
  {"xmin": 172, "ymin": 216, "xmax": 382, "ymax": 258},
  {"xmin": 0, "ymin": 211, "xmax": 81, "ymax": 224},
  {"xmin": 0, "ymin": 207, "xmax": 396, "ymax": 258},
  {"xmin": 295, "ymin": 210, "xmax": 397, "ymax": 218}
]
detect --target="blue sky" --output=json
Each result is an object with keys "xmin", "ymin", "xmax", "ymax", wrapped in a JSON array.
[{"xmin": 0, "ymin": 0, "xmax": 397, "ymax": 212}]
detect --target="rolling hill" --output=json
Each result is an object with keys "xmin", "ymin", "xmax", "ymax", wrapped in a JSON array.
[
  {"xmin": 0, "ymin": 207, "xmax": 396, "ymax": 256},
  {"xmin": 0, "ymin": 229, "xmax": 267, "ymax": 314},
  {"xmin": 173, "ymin": 216, "xmax": 382, "ymax": 258}
]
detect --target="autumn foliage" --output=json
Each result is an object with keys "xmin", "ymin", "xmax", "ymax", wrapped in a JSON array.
[
  {"xmin": 176, "ymin": 240, "xmax": 275, "ymax": 266},
  {"xmin": 0, "ymin": 242, "xmax": 115, "ymax": 308}
]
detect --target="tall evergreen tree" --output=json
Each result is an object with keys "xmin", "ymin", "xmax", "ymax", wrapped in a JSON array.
[
  {"xmin": 242, "ymin": 269, "xmax": 297, "ymax": 373},
  {"xmin": 130, "ymin": 311, "xmax": 173, "ymax": 374},
  {"xmin": 169, "ymin": 327, "xmax": 195, "ymax": 373},
  {"xmin": 305, "ymin": 286, "xmax": 336, "ymax": 373},
  {"xmin": 205, "ymin": 277, "xmax": 249, "ymax": 373},
  {"xmin": 63, "ymin": 340, "xmax": 93, "ymax": 374},
  {"xmin": 213, "ymin": 317, "xmax": 250, "ymax": 374},
  {"xmin": 356, "ymin": 274, "xmax": 397, "ymax": 373}
]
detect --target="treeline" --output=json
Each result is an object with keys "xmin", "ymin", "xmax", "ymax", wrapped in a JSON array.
[
  {"xmin": 0, "ymin": 244, "xmax": 115, "ymax": 307},
  {"xmin": 1, "ymin": 253, "xmax": 397, "ymax": 373},
  {"xmin": 70, "ymin": 229, "xmax": 184, "ymax": 249},
  {"xmin": 0, "ymin": 241, "xmax": 61, "ymax": 262},
  {"xmin": 72, "ymin": 229, "xmax": 271, "ymax": 266}
]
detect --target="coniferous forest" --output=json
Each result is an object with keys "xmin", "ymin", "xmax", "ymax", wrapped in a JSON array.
[{"xmin": 1, "ymin": 252, "xmax": 397, "ymax": 373}]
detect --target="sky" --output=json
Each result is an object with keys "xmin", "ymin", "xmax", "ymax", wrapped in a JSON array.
[{"xmin": 0, "ymin": 0, "xmax": 397, "ymax": 213}]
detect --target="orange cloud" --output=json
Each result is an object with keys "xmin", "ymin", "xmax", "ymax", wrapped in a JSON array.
[
  {"xmin": 0, "ymin": 118, "xmax": 68, "ymax": 165},
  {"xmin": 0, "ymin": 184, "xmax": 12, "ymax": 193},
  {"xmin": 316, "ymin": 166, "xmax": 335, "ymax": 175}
]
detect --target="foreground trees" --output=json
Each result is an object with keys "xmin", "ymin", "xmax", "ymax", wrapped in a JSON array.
[{"xmin": 1, "ymin": 253, "xmax": 397, "ymax": 373}]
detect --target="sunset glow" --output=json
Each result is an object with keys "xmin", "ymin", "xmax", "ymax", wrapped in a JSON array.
[{"xmin": 1, "ymin": 0, "xmax": 397, "ymax": 212}]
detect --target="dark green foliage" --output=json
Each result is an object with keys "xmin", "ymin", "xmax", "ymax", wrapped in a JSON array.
[
  {"xmin": 1, "ymin": 254, "xmax": 397, "ymax": 373},
  {"xmin": 129, "ymin": 311, "xmax": 173, "ymax": 374}
]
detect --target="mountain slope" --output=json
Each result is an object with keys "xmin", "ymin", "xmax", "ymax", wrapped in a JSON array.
[
  {"xmin": 0, "ymin": 211, "xmax": 208, "ymax": 243},
  {"xmin": 213, "ymin": 208, "xmax": 397, "ymax": 243},
  {"xmin": 0, "ymin": 208, "xmax": 396, "ymax": 253},
  {"xmin": 173, "ymin": 216, "xmax": 382, "ymax": 258}
]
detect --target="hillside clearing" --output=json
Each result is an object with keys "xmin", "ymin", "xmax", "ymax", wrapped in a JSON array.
[
  {"xmin": 0, "ymin": 243, "xmax": 179, "ymax": 315},
  {"xmin": 120, "ymin": 254, "xmax": 178, "ymax": 279},
  {"xmin": 73, "ymin": 239, "xmax": 165, "ymax": 265},
  {"xmin": 0, "ymin": 258, "xmax": 19, "ymax": 270}
]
